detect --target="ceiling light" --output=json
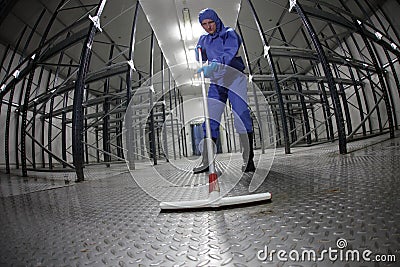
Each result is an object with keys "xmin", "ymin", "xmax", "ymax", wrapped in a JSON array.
[{"xmin": 182, "ymin": 8, "xmax": 193, "ymax": 41}]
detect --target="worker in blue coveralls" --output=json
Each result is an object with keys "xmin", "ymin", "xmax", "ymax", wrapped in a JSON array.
[{"xmin": 193, "ymin": 8, "xmax": 255, "ymax": 174}]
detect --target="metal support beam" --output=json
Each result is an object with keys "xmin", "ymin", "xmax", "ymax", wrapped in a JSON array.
[
  {"xmin": 20, "ymin": 0, "xmax": 67, "ymax": 176},
  {"xmin": 354, "ymin": 0, "xmax": 398, "ymax": 130},
  {"xmin": 160, "ymin": 55, "xmax": 169, "ymax": 161},
  {"xmin": 278, "ymin": 26, "xmax": 312, "ymax": 144},
  {"xmin": 148, "ymin": 31, "xmax": 157, "ymax": 165},
  {"xmin": 247, "ymin": 0, "xmax": 290, "ymax": 154},
  {"xmin": 168, "ymin": 69, "xmax": 176, "ymax": 160},
  {"xmin": 291, "ymin": 2, "xmax": 347, "ymax": 154},
  {"xmin": 4, "ymin": 26, "xmax": 27, "ymax": 173},
  {"xmin": 339, "ymin": 0, "xmax": 395, "ymax": 138},
  {"xmin": 237, "ymin": 22, "xmax": 266, "ymax": 153},
  {"xmin": 125, "ymin": 0, "xmax": 139, "ymax": 169},
  {"xmin": 102, "ymin": 44, "xmax": 114, "ymax": 167},
  {"xmin": 72, "ymin": 0, "xmax": 107, "ymax": 182}
]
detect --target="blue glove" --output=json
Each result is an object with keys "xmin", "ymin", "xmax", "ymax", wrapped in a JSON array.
[{"xmin": 197, "ymin": 61, "xmax": 218, "ymax": 78}]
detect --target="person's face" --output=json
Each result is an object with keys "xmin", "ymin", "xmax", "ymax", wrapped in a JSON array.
[{"xmin": 201, "ymin": 19, "xmax": 216, "ymax": 34}]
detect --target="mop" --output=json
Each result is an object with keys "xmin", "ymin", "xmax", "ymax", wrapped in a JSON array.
[{"xmin": 159, "ymin": 47, "xmax": 271, "ymax": 210}]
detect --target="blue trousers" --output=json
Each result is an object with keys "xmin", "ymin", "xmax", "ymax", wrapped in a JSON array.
[{"xmin": 203, "ymin": 73, "xmax": 253, "ymax": 139}]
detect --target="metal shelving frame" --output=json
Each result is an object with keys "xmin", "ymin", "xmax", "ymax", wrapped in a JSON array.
[{"xmin": 0, "ymin": 0, "xmax": 399, "ymax": 180}]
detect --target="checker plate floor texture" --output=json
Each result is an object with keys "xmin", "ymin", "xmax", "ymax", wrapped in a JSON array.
[{"xmin": 0, "ymin": 134, "xmax": 399, "ymax": 266}]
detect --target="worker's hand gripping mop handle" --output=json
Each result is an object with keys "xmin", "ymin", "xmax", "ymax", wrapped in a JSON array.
[{"xmin": 197, "ymin": 47, "xmax": 219, "ymax": 197}]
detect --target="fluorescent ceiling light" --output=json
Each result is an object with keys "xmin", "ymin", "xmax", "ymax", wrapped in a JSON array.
[{"xmin": 182, "ymin": 8, "xmax": 193, "ymax": 41}]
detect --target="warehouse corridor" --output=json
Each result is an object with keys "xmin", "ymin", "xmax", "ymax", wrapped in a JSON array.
[{"xmin": 0, "ymin": 134, "xmax": 399, "ymax": 266}]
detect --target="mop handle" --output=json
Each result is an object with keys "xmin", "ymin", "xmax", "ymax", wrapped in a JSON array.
[{"xmin": 197, "ymin": 47, "xmax": 216, "ymax": 174}]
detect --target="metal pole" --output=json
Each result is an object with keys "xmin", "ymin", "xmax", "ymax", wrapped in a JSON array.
[
  {"xmin": 173, "ymin": 83, "xmax": 182, "ymax": 158},
  {"xmin": 19, "ymin": 0, "xmax": 67, "ymax": 177},
  {"xmin": 299, "ymin": 28, "xmax": 332, "ymax": 141},
  {"xmin": 278, "ymin": 25, "xmax": 312, "ymax": 144},
  {"xmin": 359, "ymin": 33, "xmax": 395, "ymax": 137},
  {"xmin": 223, "ymin": 109, "xmax": 231, "ymax": 153},
  {"xmin": 0, "ymin": 45, "xmax": 10, "ymax": 119},
  {"xmin": 103, "ymin": 44, "xmax": 114, "ymax": 167},
  {"xmin": 179, "ymin": 90, "xmax": 187, "ymax": 157},
  {"xmin": 160, "ymin": 55, "xmax": 169, "ymax": 161},
  {"xmin": 48, "ymin": 46, "xmax": 67, "ymax": 169},
  {"xmin": 148, "ymin": 31, "xmax": 157, "ymax": 165},
  {"xmin": 62, "ymin": 60, "xmax": 73, "ymax": 167},
  {"xmin": 343, "ymin": 35, "xmax": 373, "ymax": 134},
  {"xmin": 237, "ymin": 22, "xmax": 265, "ymax": 153},
  {"xmin": 117, "ymin": 78, "xmax": 124, "ymax": 159},
  {"xmin": 343, "ymin": 0, "xmax": 395, "ymax": 138},
  {"xmin": 72, "ymin": 0, "xmax": 107, "ymax": 181},
  {"xmin": 4, "ymin": 26, "xmax": 28, "ymax": 173},
  {"xmin": 359, "ymin": 0, "xmax": 399, "ymax": 128},
  {"xmin": 246, "ymin": 0, "xmax": 291, "ymax": 154},
  {"xmin": 125, "ymin": 0, "xmax": 139, "ymax": 169},
  {"xmin": 327, "ymin": 23, "xmax": 367, "ymax": 136},
  {"xmin": 168, "ymin": 70, "xmax": 176, "ymax": 160},
  {"xmin": 291, "ymin": 1, "xmax": 347, "ymax": 154}
]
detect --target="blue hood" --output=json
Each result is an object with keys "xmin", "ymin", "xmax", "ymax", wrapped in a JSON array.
[{"xmin": 198, "ymin": 8, "xmax": 224, "ymax": 35}]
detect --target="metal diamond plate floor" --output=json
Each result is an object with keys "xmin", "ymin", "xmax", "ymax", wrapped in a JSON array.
[{"xmin": 0, "ymin": 135, "xmax": 399, "ymax": 266}]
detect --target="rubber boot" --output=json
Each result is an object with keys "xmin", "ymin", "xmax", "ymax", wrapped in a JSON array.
[
  {"xmin": 193, "ymin": 138, "xmax": 217, "ymax": 174},
  {"xmin": 239, "ymin": 133, "xmax": 255, "ymax": 172}
]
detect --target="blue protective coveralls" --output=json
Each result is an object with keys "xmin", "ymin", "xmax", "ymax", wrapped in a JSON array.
[{"xmin": 196, "ymin": 8, "xmax": 253, "ymax": 139}]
